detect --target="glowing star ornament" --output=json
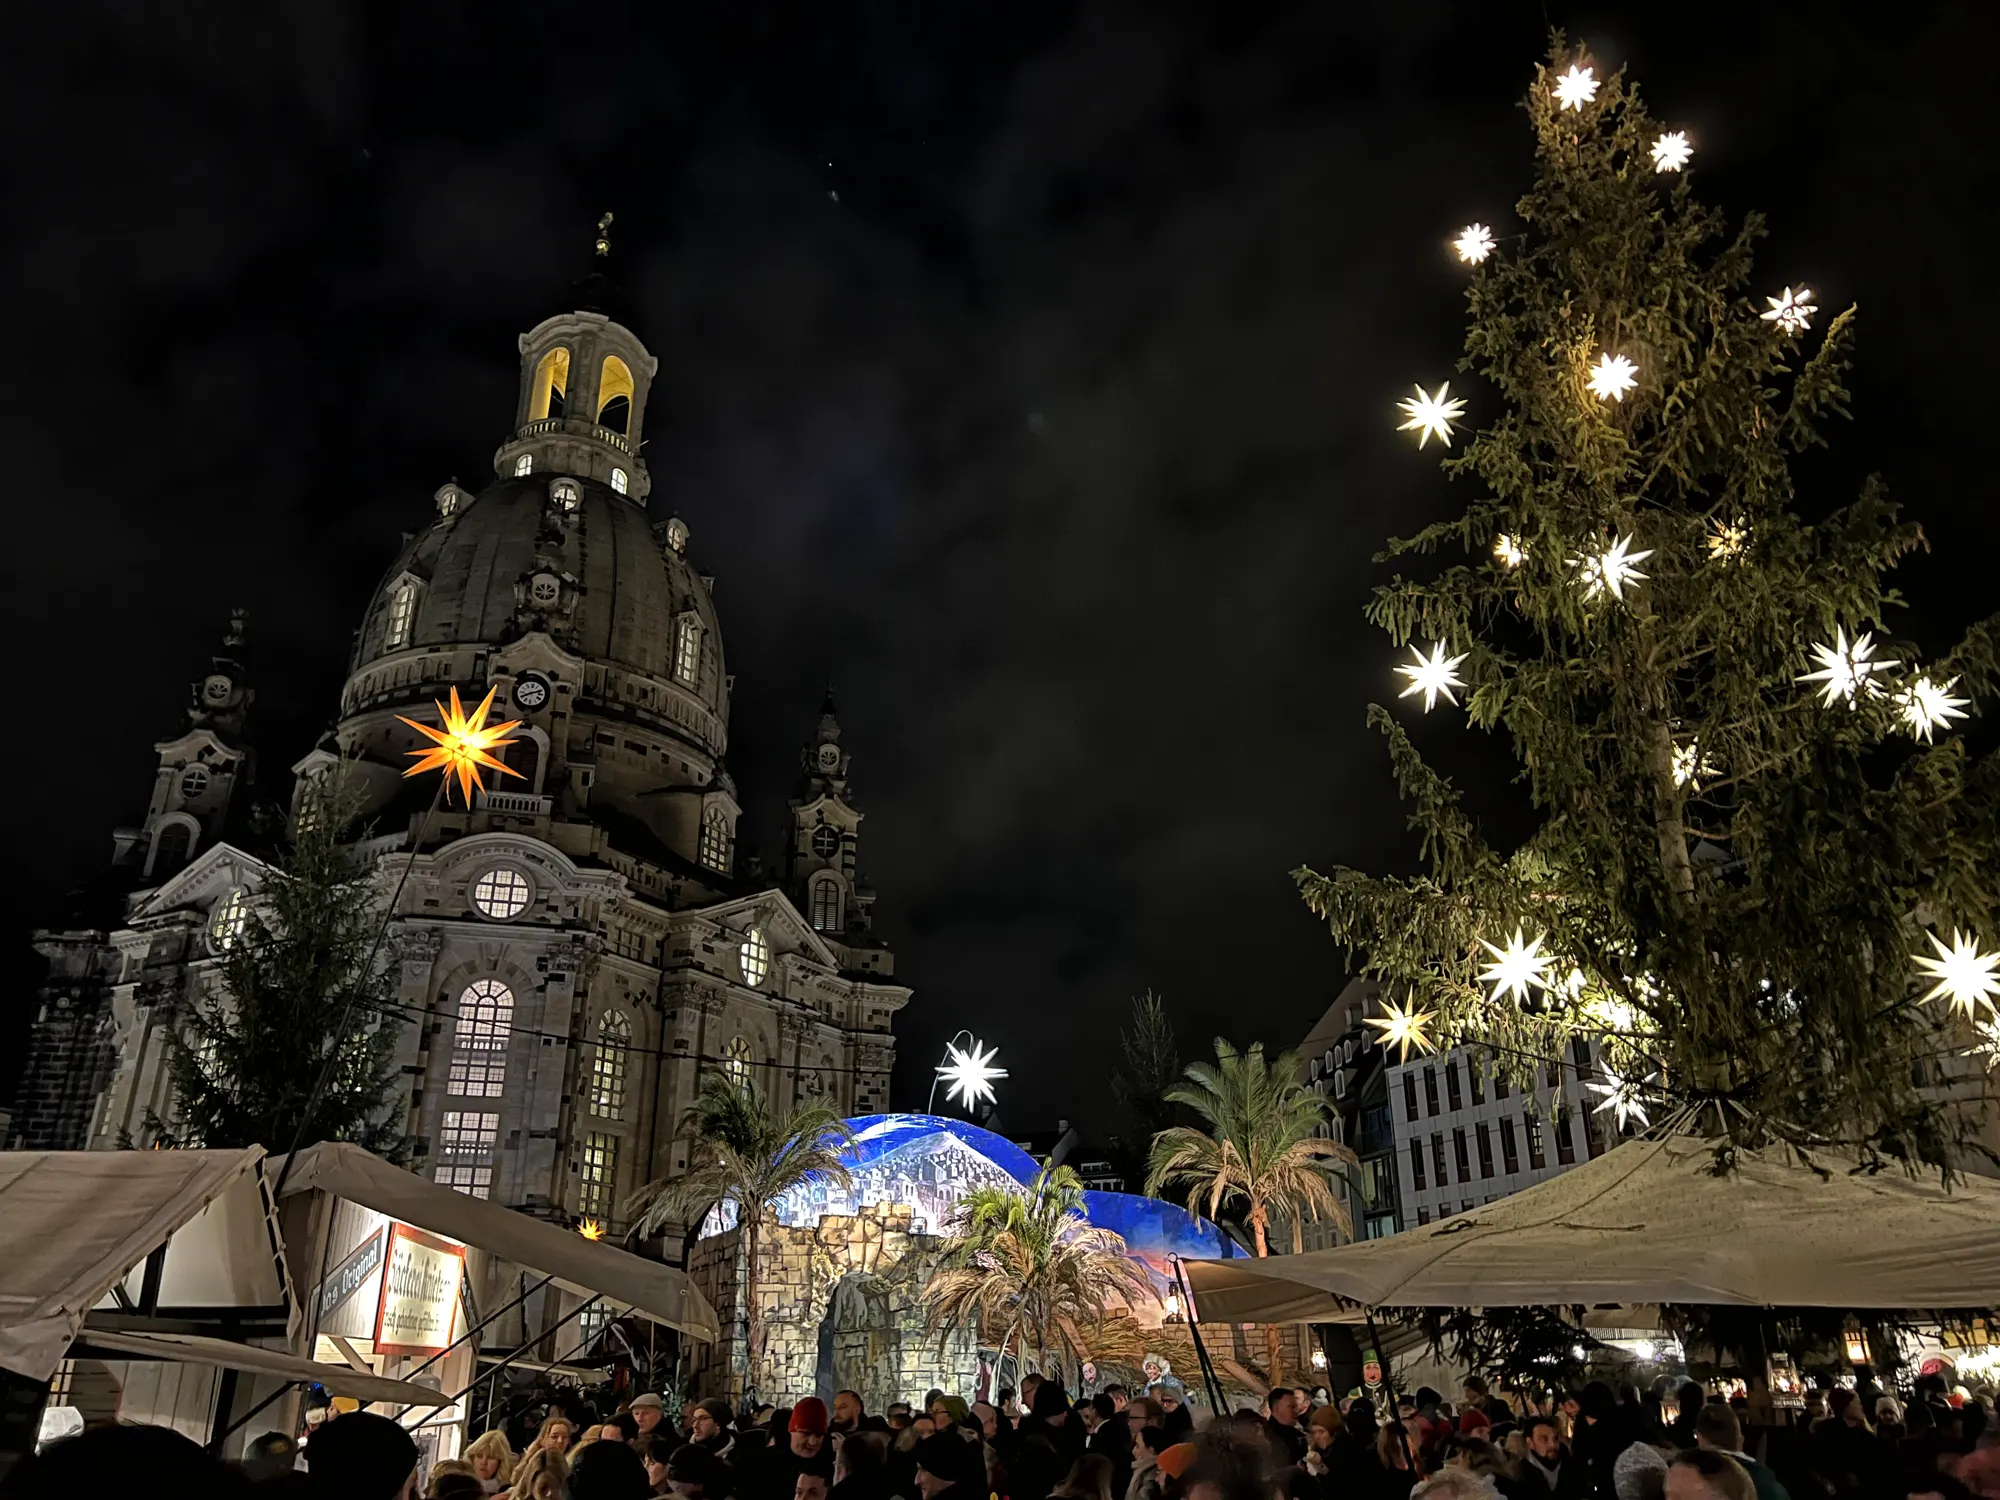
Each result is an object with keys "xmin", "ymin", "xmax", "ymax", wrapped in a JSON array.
[
  {"xmin": 1650, "ymin": 131, "xmax": 1692, "ymax": 172},
  {"xmin": 1797, "ymin": 628, "xmax": 1897, "ymax": 708},
  {"xmin": 398, "ymin": 686, "xmax": 525, "ymax": 805},
  {"xmin": 1760, "ymin": 286, "xmax": 1817, "ymax": 335},
  {"xmin": 1575, "ymin": 534, "xmax": 1654, "ymax": 602},
  {"xmin": 1586, "ymin": 1069, "xmax": 1653, "ymax": 1131},
  {"xmin": 1397, "ymin": 383, "xmax": 1468, "ymax": 449},
  {"xmin": 577, "ymin": 1218, "xmax": 605, "ymax": 1241},
  {"xmin": 1552, "ymin": 64, "xmax": 1599, "ymax": 111},
  {"xmin": 1365, "ymin": 995, "xmax": 1438, "ymax": 1061},
  {"xmin": 1672, "ymin": 739, "xmax": 1718, "ymax": 791},
  {"xmin": 1453, "ymin": 224, "xmax": 1496, "ymax": 265},
  {"xmin": 1396, "ymin": 641, "xmax": 1469, "ymax": 712},
  {"xmin": 1912, "ymin": 928, "xmax": 2000, "ymax": 1021},
  {"xmin": 935, "ymin": 1039, "xmax": 1007, "ymax": 1111},
  {"xmin": 1587, "ymin": 352, "xmax": 1640, "ymax": 402},
  {"xmin": 1707, "ymin": 518, "xmax": 1748, "ymax": 561},
  {"xmin": 1494, "ymin": 534, "xmax": 1529, "ymax": 569},
  {"xmin": 1479, "ymin": 927, "xmax": 1556, "ymax": 1006},
  {"xmin": 1897, "ymin": 676, "xmax": 1970, "ymax": 744}
]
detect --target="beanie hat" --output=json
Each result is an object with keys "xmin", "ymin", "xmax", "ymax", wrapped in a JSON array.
[
  {"xmin": 913, "ymin": 1431, "xmax": 980, "ymax": 1486},
  {"xmin": 1032, "ymin": 1380, "xmax": 1071, "ymax": 1418},
  {"xmin": 1459, "ymin": 1407, "xmax": 1492, "ymax": 1435},
  {"xmin": 1309, "ymin": 1405, "xmax": 1345, "ymax": 1437},
  {"xmin": 306, "ymin": 1412, "xmax": 420, "ymax": 1499},
  {"xmin": 1156, "ymin": 1444, "xmax": 1200, "ymax": 1480},
  {"xmin": 790, "ymin": 1397, "xmax": 830, "ymax": 1435},
  {"xmin": 668, "ymin": 1445, "xmax": 718, "ymax": 1485},
  {"xmin": 1612, "ymin": 1441, "xmax": 1670, "ymax": 1500}
]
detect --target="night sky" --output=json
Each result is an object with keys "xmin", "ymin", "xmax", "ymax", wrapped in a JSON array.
[{"xmin": 7, "ymin": 2, "xmax": 1998, "ymax": 1135}]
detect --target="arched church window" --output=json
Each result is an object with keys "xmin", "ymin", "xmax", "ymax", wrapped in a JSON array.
[
  {"xmin": 698, "ymin": 806, "xmax": 732, "ymax": 874},
  {"xmin": 180, "ymin": 765, "xmax": 210, "ymax": 801},
  {"xmin": 597, "ymin": 356, "xmax": 635, "ymax": 434},
  {"xmin": 586, "ymin": 1011, "xmax": 630, "ymax": 1117},
  {"xmin": 530, "ymin": 346, "xmax": 570, "ymax": 421},
  {"xmin": 152, "ymin": 822, "xmax": 192, "ymax": 877},
  {"xmin": 471, "ymin": 866, "xmax": 531, "ymax": 920},
  {"xmin": 810, "ymin": 877, "xmax": 843, "ymax": 934},
  {"xmin": 448, "ymin": 978, "xmax": 513, "ymax": 1097},
  {"xmin": 385, "ymin": 582, "xmax": 416, "ymax": 649},
  {"xmin": 514, "ymin": 454, "xmax": 534, "ymax": 478},
  {"xmin": 610, "ymin": 467, "xmax": 629, "ymax": 496},
  {"xmin": 739, "ymin": 927, "xmax": 771, "ymax": 988},
  {"xmin": 721, "ymin": 1034, "xmax": 754, "ymax": 1087},
  {"xmin": 673, "ymin": 615, "xmax": 703, "ymax": 685},
  {"xmin": 549, "ymin": 478, "xmax": 581, "ymax": 515},
  {"xmin": 810, "ymin": 825, "xmax": 840, "ymax": 859},
  {"xmin": 210, "ymin": 888, "xmax": 250, "ymax": 952}
]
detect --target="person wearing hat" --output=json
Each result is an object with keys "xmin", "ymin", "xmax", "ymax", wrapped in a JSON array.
[
  {"xmin": 243, "ymin": 1431, "xmax": 301, "ymax": 1484},
  {"xmin": 688, "ymin": 1399, "xmax": 738, "ymax": 1463},
  {"xmin": 739, "ymin": 1395, "xmax": 832, "ymax": 1500},
  {"xmin": 911, "ymin": 1431, "xmax": 980, "ymax": 1500},
  {"xmin": 631, "ymin": 1395, "xmax": 668, "ymax": 1444},
  {"xmin": 306, "ymin": 1409, "xmax": 422, "ymax": 1499},
  {"xmin": 1153, "ymin": 1444, "xmax": 1199, "ymax": 1500}
]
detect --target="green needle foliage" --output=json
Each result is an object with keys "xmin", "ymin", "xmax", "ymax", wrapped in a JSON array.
[
  {"xmin": 160, "ymin": 775, "xmax": 406, "ymax": 1157},
  {"xmin": 1301, "ymin": 41, "xmax": 2000, "ymax": 1173}
]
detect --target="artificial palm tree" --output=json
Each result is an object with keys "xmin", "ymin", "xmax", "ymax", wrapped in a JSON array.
[
  {"xmin": 1145, "ymin": 1038, "xmax": 1354, "ymax": 1386},
  {"xmin": 627, "ymin": 1071, "xmax": 854, "ymax": 1394},
  {"xmin": 923, "ymin": 1165, "xmax": 1157, "ymax": 1388}
]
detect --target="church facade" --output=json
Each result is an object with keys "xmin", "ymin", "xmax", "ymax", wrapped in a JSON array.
[{"xmin": 13, "ymin": 287, "xmax": 908, "ymax": 1239}]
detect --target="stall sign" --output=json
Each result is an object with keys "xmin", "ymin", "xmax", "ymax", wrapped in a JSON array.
[
  {"xmin": 374, "ymin": 1224, "xmax": 465, "ymax": 1356},
  {"xmin": 318, "ymin": 1227, "xmax": 386, "ymax": 1323}
]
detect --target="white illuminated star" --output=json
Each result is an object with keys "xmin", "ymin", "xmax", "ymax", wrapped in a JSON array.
[
  {"xmin": 1479, "ymin": 927, "xmax": 1556, "ymax": 1006},
  {"xmin": 1912, "ymin": 929, "xmax": 2000, "ymax": 1021},
  {"xmin": 1798, "ymin": 628, "xmax": 1896, "ymax": 708},
  {"xmin": 935, "ymin": 1039, "xmax": 1007, "ymax": 1111},
  {"xmin": 1397, "ymin": 382, "xmax": 1468, "ymax": 449},
  {"xmin": 1574, "ymin": 534, "xmax": 1654, "ymax": 602},
  {"xmin": 1454, "ymin": 224, "xmax": 1496, "ymax": 265},
  {"xmin": 1968, "ymin": 1011, "xmax": 2000, "ymax": 1070},
  {"xmin": 1672, "ymin": 739, "xmax": 1718, "ymax": 791},
  {"xmin": 1897, "ymin": 676, "xmax": 1970, "ymax": 744},
  {"xmin": 1587, "ymin": 352, "xmax": 1640, "ymax": 402},
  {"xmin": 1396, "ymin": 641, "xmax": 1469, "ymax": 712},
  {"xmin": 1365, "ymin": 995, "xmax": 1438, "ymax": 1061},
  {"xmin": 1494, "ymin": 534, "xmax": 1528, "ymax": 569},
  {"xmin": 1586, "ymin": 1068, "xmax": 1653, "ymax": 1131},
  {"xmin": 1760, "ymin": 286, "xmax": 1817, "ymax": 335},
  {"xmin": 1650, "ymin": 131, "xmax": 1692, "ymax": 173},
  {"xmin": 1552, "ymin": 65, "xmax": 1599, "ymax": 112},
  {"xmin": 1707, "ymin": 518, "xmax": 1747, "ymax": 561}
]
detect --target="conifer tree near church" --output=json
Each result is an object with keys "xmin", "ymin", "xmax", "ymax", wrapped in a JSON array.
[{"xmin": 1300, "ymin": 43, "xmax": 2000, "ymax": 1171}]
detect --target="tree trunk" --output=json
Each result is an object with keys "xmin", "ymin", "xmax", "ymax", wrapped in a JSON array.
[
  {"xmin": 1251, "ymin": 1206, "xmax": 1283, "ymax": 1389},
  {"xmin": 744, "ymin": 1214, "xmax": 762, "ymax": 1399}
]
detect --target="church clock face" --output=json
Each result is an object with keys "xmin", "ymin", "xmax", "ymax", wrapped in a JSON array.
[
  {"xmin": 815, "ymin": 742, "xmax": 841, "ymax": 772},
  {"xmin": 202, "ymin": 674, "xmax": 233, "ymax": 705},
  {"xmin": 512, "ymin": 672, "xmax": 552, "ymax": 712},
  {"xmin": 811, "ymin": 825, "xmax": 840, "ymax": 858}
]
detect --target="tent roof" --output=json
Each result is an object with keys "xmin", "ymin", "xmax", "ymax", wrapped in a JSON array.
[
  {"xmin": 0, "ymin": 1148, "xmax": 273, "ymax": 1382},
  {"xmin": 73, "ymin": 1329, "xmax": 451, "ymax": 1406},
  {"xmin": 272, "ymin": 1144, "xmax": 719, "ymax": 1342},
  {"xmin": 1182, "ymin": 1133, "xmax": 2000, "ymax": 1321}
]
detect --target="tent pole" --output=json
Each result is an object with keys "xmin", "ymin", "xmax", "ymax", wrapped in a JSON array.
[
  {"xmin": 1169, "ymin": 1257, "xmax": 1228, "ymax": 1419},
  {"xmin": 1363, "ymin": 1306, "xmax": 1417, "ymax": 1475}
]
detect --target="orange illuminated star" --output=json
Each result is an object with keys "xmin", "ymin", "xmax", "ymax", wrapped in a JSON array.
[
  {"xmin": 397, "ymin": 686, "xmax": 524, "ymax": 804},
  {"xmin": 578, "ymin": 1218, "xmax": 605, "ymax": 1241}
]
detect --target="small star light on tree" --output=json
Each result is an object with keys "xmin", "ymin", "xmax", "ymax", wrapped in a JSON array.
[
  {"xmin": 397, "ymin": 686, "xmax": 525, "ymax": 804},
  {"xmin": 1897, "ymin": 676, "xmax": 1970, "ymax": 743},
  {"xmin": 1761, "ymin": 286, "xmax": 1818, "ymax": 334},
  {"xmin": 1671, "ymin": 739, "xmax": 1718, "ymax": 790},
  {"xmin": 1574, "ymin": 534, "xmax": 1654, "ymax": 601},
  {"xmin": 1911, "ymin": 929, "xmax": 2000, "ymax": 1021},
  {"xmin": 1650, "ymin": 131, "xmax": 1692, "ymax": 172},
  {"xmin": 577, "ymin": 1218, "xmax": 605, "ymax": 1241},
  {"xmin": 1365, "ymin": 995, "xmax": 1438, "ymax": 1061},
  {"xmin": 1587, "ymin": 352, "xmax": 1640, "ymax": 402},
  {"xmin": 1478, "ymin": 928, "xmax": 1555, "ymax": 1005},
  {"xmin": 1586, "ymin": 1068, "xmax": 1652, "ymax": 1130},
  {"xmin": 1707, "ymin": 518, "xmax": 1748, "ymax": 561},
  {"xmin": 1552, "ymin": 63, "xmax": 1599, "ymax": 111},
  {"xmin": 1397, "ymin": 382, "xmax": 1469, "ymax": 448},
  {"xmin": 1454, "ymin": 224, "xmax": 1497, "ymax": 264},
  {"xmin": 935, "ymin": 1039, "xmax": 1007, "ymax": 1111},
  {"xmin": 1797, "ymin": 628, "xmax": 1897, "ymax": 708},
  {"xmin": 1494, "ymin": 534, "xmax": 1529, "ymax": 569},
  {"xmin": 1396, "ymin": 640, "xmax": 1469, "ymax": 711}
]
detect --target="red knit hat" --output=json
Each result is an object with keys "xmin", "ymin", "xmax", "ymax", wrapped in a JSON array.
[{"xmin": 789, "ymin": 1397, "xmax": 830, "ymax": 1434}]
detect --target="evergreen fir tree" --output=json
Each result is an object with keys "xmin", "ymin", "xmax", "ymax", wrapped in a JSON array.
[
  {"xmin": 160, "ymin": 774, "xmax": 407, "ymax": 1156},
  {"xmin": 1302, "ymin": 41, "xmax": 2000, "ymax": 1172}
]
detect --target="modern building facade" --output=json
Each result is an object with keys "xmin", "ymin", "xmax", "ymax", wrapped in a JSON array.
[
  {"xmin": 1295, "ymin": 978, "xmax": 1396, "ymax": 1248},
  {"xmin": 14, "ymin": 275, "xmax": 910, "ymax": 1244}
]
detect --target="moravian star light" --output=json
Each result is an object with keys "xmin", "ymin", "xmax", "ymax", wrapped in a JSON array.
[
  {"xmin": 1586, "ymin": 1069, "xmax": 1652, "ymax": 1131},
  {"xmin": 1707, "ymin": 518, "xmax": 1748, "ymax": 561},
  {"xmin": 1397, "ymin": 382, "xmax": 1468, "ymax": 448},
  {"xmin": 1494, "ymin": 534, "xmax": 1528, "ymax": 569},
  {"xmin": 1912, "ymin": 928, "xmax": 2000, "ymax": 1021},
  {"xmin": 1365, "ymin": 995, "xmax": 1438, "ymax": 1062},
  {"xmin": 1650, "ymin": 131, "xmax": 1692, "ymax": 172},
  {"xmin": 1396, "ymin": 641, "xmax": 1469, "ymax": 712},
  {"xmin": 1453, "ymin": 224, "xmax": 1496, "ymax": 265},
  {"xmin": 1897, "ymin": 676, "xmax": 1969, "ymax": 744},
  {"xmin": 398, "ymin": 686, "xmax": 525, "ymax": 805},
  {"xmin": 1552, "ymin": 64, "xmax": 1599, "ymax": 111},
  {"xmin": 935, "ymin": 1039, "xmax": 1007, "ymax": 1110},
  {"xmin": 1587, "ymin": 352, "xmax": 1640, "ymax": 402},
  {"xmin": 577, "ymin": 1218, "xmax": 605, "ymax": 1241},
  {"xmin": 1760, "ymin": 286, "xmax": 1817, "ymax": 335},
  {"xmin": 1797, "ymin": 628, "xmax": 1896, "ymax": 708},
  {"xmin": 1671, "ymin": 739, "xmax": 1718, "ymax": 791},
  {"xmin": 1575, "ymin": 534, "xmax": 1654, "ymax": 602},
  {"xmin": 1479, "ymin": 926, "xmax": 1556, "ymax": 1006}
]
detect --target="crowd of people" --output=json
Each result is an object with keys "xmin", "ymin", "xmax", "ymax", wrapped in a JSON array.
[{"xmin": 6, "ymin": 1369, "xmax": 1999, "ymax": 1500}]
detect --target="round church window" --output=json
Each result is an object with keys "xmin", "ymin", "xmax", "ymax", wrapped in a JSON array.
[
  {"xmin": 472, "ymin": 866, "xmax": 532, "ymax": 920},
  {"xmin": 181, "ymin": 766, "xmax": 210, "ymax": 800},
  {"xmin": 530, "ymin": 574, "xmax": 561, "ymax": 607},
  {"xmin": 811, "ymin": 826, "xmax": 840, "ymax": 858}
]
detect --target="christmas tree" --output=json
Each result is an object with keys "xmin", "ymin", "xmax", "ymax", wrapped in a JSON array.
[
  {"xmin": 159, "ymin": 774, "xmax": 407, "ymax": 1157},
  {"xmin": 1302, "ymin": 42, "xmax": 2000, "ymax": 1171}
]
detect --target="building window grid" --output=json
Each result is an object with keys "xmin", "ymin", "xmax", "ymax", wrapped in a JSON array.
[
  {"xmin": 1431, "ymin": 1132, "xmax": 1447, "ymax": 1185},
  {"xmin": 739, "ymin": 928, "xmax": 771, "ymax": 988},
  {"xmin": 1526, "ymin": 1114, "xmax": 1546, "ymax": 1169},
  {"xmin": 386, "ymin": 583, "xmax": 416, "ymax": 649},
  {"xmin": 1476, "ymin": 1121, "xmax": 1494, "ymax": 1179},
  {"xmin": 1556, "ymin": 1109, "xmax": 1577, "ymax": 1165},
  {"xmin": 1403, "ymin": 1073, "xmax": 1419, "ymax": 1123},
  {"xmin": 577, "ymin": 1132, "xmax": 618, "ymax": 1218},
  {"xmin": 1408, "ymin": 1138, "xmax": 1427, "ymax": 1191},
  {"xmin": 436, "ymin": 1110, "xmax": 499, "ymax": 1200},
  {"xmin": 586, "ymin": 1013, "xmax": 629, "ymax": 1118},
  {"xmin": 471, "ymin": 867, "xmax": 531, "ymax": 920},
  {"xmin": 1423, "ymin": 1067, "xmax": 1439, "ymax": 1117},
  {"xmin": 673, "ymin": 616, "xmax": 703, "ymax": 685},
  {"xmin": 810, "ymin": 878, "xmax": 843, "ymax": 933},
  {"xmin": 699, "ymin": 807, "xmax": 732, "ymax": 873},
  {"xmin": 1500, "ymin": 1116, "xmax": 1519, "ymax": 1174},
  {"xmin": 447, "ymin": 979, "xmax": 513, "ymax": 1098},
  {"xmin": 721, "ymin": 1035, "xmax": 754, "ymax": 1087},
  {"xmin": 1446, "ymin": 1060, "xmax": 1462, "ymax": 1111},
  {"xmin": 1452, "ymin": 1127, "xmax": 1470, "ymax": 1183}
]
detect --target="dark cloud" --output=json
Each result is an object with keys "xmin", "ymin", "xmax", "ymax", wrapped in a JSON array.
[{"xmin": 6, "ymin": 0, "xmax": 1998, "ymax": 1134}]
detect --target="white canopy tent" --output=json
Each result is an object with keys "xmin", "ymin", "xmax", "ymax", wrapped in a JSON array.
[
  {"xmin": 271, "ymin": 1143, "xmax": 720, "ymax": 1342},
  {"xmin": 72, "ymin": 1330, "xmax": 450, "ymax": 1406},
  {"xmin": 1182, "ymin": 1133, "xmax": 2000, "ymax": 1322}
]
